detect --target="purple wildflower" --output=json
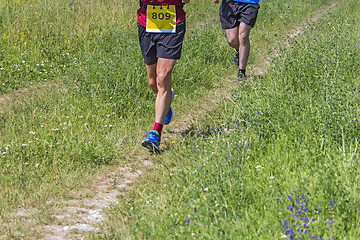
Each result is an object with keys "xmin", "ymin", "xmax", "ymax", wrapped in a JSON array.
[{"xmin": 186, "ymin": 217, "xmax": 190, "ymax": 225}]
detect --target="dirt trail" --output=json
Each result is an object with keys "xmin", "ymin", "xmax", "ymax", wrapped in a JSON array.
[
  {"xmin": 42, "ymin": 162, "xmax": 154, "ymax": 240},
  {"xmin": 1, "ymin": 1, "xmax": 341, "ymax": 239}
]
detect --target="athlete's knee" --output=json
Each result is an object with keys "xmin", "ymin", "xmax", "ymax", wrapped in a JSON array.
[
  {"xmin": 238, "ymin": 26, "xmax": 251, "ymax": 45},
  {"xmin": 155, "ymin": 76, "xmax": 170, "ymax": 91},
  {"xmin": 226, "ymin": 37, "xmax": 239, "ymax": 48},
  {"xmin": 149, "ymin": 81, "xmax": 157, "ymax": 93},
  {"xmin": 239, "ymin": 32, "xmax": 250, "ymax": 44},
  {"xmin": 156, "ymin": 73, "xmax": 166, "ymax": 85},
  {"xmin": 156, "ymin": 68, "xmax": 171, "ymax": 82},
  {"xmin": 148, "ymin": 76, "xmax": 157, "ymax": 92}
]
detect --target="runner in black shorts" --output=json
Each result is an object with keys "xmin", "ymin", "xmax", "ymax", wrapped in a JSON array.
[
  {"xmin": 138, "ymin": 0, "xmax": 190, "ymax": 153},
  {"xmin": 213, "ymin": 0, "xmax": 260, "ymax": 82},
  {"xmin": 138, "ymin": 22, "xmax": 186, "ymax": 66}
]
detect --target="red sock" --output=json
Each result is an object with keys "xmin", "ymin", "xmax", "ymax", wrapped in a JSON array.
[{"xmin": 153, "ymin": 122, "xmax": 163, "ymax": 136}]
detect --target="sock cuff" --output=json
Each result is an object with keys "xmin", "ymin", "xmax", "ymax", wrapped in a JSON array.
[{"xmin": 153, "ymin": 122, "xmax": 163, "ymax": 136}]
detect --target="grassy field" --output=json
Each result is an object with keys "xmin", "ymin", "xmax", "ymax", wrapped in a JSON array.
[
  {"xmin": 96, "ymin": 0, "xmax": 360, "ymax": 239},
  {"xmin": 1, "ymin": 0, "xmax": 359, "ymax": 239}
]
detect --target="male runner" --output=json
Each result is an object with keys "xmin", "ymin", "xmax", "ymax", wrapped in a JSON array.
[
  {"xmin": 138, "ymin": 0, "xmax": 190, "ymax": 153},
  {"xmin": 213, "ymin": 0, "xmax": 260, "ymax": 82}
]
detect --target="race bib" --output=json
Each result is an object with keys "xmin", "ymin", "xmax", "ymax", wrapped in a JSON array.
[{"xmin": 146, "ymin": 5, "xmax": 176, "ymax": 33}]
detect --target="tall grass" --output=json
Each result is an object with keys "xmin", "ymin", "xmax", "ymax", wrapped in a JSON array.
[
  {"xmin": 0, "ymin": 0, "xmax": 355, "ymax": 238},
  {"xmin": 96, "ymin": 0, "xmax": 360, "ymax": 239},
  {"xmin": 0, "ymin": 0, "xmax": 230, "ymax": 222},
  {"xmin": 0, "ymin": 0, "xmax": 137, "ymax": 92}
]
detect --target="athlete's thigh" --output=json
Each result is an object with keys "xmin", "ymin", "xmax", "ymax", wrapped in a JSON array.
[
  {"xmin": 238, "ymin": 22, "xmax": 252, "ymax": 38},
  {"xmin": 239, "ymin": 3, "xmax": 260, "ymax": 28},
  {"xmin": 226, "ymin": 26, "xmax": 239, "ymax": 42},
  {"xmin": 138, "ymin": 23, "xmax": 158, "ymax": 65},
  {"xmin": 157, "ymin": 21, "xmax": 186, "ymax": 61},
  {"xmin": 219, "ymin": 0, "xmax": 239, "ymax": 30},
  {"xmin": 146, "ymin": 63, "xmax": 157, "ymax": 81},
  {"xmin": 156, "ymin": 58, "xmax": 177, "ymax": 80}
]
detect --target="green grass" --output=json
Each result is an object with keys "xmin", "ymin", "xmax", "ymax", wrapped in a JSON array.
[
  {"xmin": 1, "ymin": 0, "xmax": 359, "ymax": 239},
  {"xmin": 94, "ymin": 0, "xmax": 360, "ymax": 239}
]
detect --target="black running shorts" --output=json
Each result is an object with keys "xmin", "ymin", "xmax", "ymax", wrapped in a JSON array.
[
  {"xmin": 219, "ymin": 0, "xmax": 260, "ymax": 29},
  {"xmin": 138, "ymin": 21, "xmax": 186, "ymax": 65}
]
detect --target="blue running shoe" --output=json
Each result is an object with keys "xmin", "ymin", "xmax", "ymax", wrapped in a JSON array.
[
  {"xmin": 164, "ymin": 107, "xmax": 173, "ymax": 125},
  {"xmin": 164, "ymin": 89, "xmax": 174, "ymax": 125},
  {"xmin": 142, "ymin": 130, "xmax": 161, "ymax": 153}
]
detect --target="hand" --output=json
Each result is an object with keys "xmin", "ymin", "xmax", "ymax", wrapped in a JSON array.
[
  {"xmin": 213, "ymin": 0, "xmax": 219, "ymax": 3},
  {"xmin": 182, "ymin": 0, "xmax": 190, "ymax": 3}
]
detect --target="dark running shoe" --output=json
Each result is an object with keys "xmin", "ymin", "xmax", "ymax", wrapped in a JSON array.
[
  {"xmin": 237, "ymin": 71, "xmax": 247, "ymax": 83},
  {"xmin": 233, "ymin": 51, "xmax": 239, "ymax": 66}
]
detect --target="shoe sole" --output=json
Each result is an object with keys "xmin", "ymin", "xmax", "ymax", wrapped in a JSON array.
[
  {"xmin": 164, "ymin": 89, "xmax": 174, "ymax": 125},
  {"xmin": 237, "ymin": 77, "xmax": 247, "ymax": 83},
  {"xmin": 234, "ymin": 52, "xmax": 239, "ymax": 66},
  {"xmin": 164, "ymin": 107, "xmax": 173, "ymax": 125},
  {"xmin": 142, "ymin": 140, "xmax": 160, "ymax": 154}
]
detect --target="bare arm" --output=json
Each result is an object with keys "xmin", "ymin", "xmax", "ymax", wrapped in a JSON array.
[{"xmin": 182, "ymin": 0, "xmax": 190, "ymax": 4}]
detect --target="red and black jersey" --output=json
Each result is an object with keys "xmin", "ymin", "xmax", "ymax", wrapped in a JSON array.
[
  {"xmin": 138, "ymin": 0, "xmax": 186, "ymax": 27},
  {"xmin": 141, "ymin": 0, "xmax": 184, "ymax": 5}
]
